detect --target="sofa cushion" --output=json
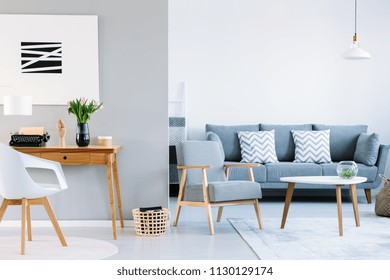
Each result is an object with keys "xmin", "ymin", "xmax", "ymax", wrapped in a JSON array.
[
  {"xmin": 224, "ymin": 161, "xmax": 267, "ymax": 182},
  {"xmin": 206, "ymin": 131, "xmax": 225, "ymax": 160},
  {"xmin": 313, "ymin": 124, "xmax": 368, "ymax": 161},
  {"xmin": 266, "ymin": 162, "xmax": 322, "ymax": 182},
  {"xmin": 238, "ymin": 130, "xmax": 278, "ymax": 163},
  {"xmin": 291, "ymin": 130, "xmax": 332, "ymax": 163},
  {"xmin": 321, "ymin": 163, "xmax": 377, "ymax": 182},
  {"xmin": 206, "ymin": 124, "xmax": 259, "ymax": 161},
  {"xmin": 184, "ymin": 181, "xmax": 262, "ymax": 202},
  {"xmin": 260, "ymin": 124, "xmax": 312, "ymax": 161},
  {"xmin": 353, "ymin": 133, "xmax": 380, "ymax": 166}
]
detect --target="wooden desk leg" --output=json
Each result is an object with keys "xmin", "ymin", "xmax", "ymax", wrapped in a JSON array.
[
  {"xmin": 350, "ymin": 184, "xmax": 360, "ymax": 227},
  {"xmin": 113, "ymin": 155, "xmax": 124, "ymax": 228},
  {"xmin": 281, "ymin": 182, "xmax": 295, "ymax": 229},
  {"xmin": 106, "ymin": 158, "xmax": 117, "ymax": 240},
  {"xmin": 336, "ymin": 185, "xmax": 343, "ymax": 236}
]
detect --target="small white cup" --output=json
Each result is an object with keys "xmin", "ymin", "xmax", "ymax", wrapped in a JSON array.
[{"xmin": 98, "ymin": 136, "xmax": 112, "ymax": 147}]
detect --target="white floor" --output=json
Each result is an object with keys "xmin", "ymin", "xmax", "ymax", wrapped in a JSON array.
[{"xmin": 0, "ymin": 189, "xmax": 379, "ymax": 260}]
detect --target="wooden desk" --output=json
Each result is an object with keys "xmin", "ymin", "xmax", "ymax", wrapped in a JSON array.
[{"xmin": 14, "ymin": 145, "xmax": 124, "ymax": 240}]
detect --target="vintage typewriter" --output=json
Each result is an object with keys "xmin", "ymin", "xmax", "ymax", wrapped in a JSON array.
[{"xmin": 9, "ymin": 127, "xmax": 50, "ymax": 147}]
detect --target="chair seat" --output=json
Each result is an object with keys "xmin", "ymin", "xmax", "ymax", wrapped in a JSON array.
[
  {"xmin": 34, "ymin": 183, "xmax": 63, "ymax": 197},
  {"xmin": 184, "ymin": 180, "xmax": 262, "ymax": 202},
  {"xmin": 8, "ymin": 183, "xmax": 63, "ymax": 200}
]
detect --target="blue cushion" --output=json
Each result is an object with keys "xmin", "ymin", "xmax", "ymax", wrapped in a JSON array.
[
  {"xmin": 321, "ymin": 163, "xmax": 377, "ymax": 182},
  {"xmin": 260, "ymin": 124, "xmax": 312, "ymax": 161},
  {"xmin": 206, "ymin": 124, "xmax": 259, "ymax": 161},
  {"xmin": 313, "ymin": 124, "xmax": 367, "ymax": 161},
  {"xmin": 353, "ymin": 133, "xmax": 380, "ymax": 166},
  {"xmin": 205, "ymin": 131, "xmax": 225, "ymax": 160},
  {"xmin": 266, "ymin": 162, "xmax": 322, "ymax": 182},
  {"xmin": 184, "ymin": 180, "xmax": 262, "ymax": 202},
  {"xmin": 224, "ymin": 161, "xmax": 267, "ymax": 182}
]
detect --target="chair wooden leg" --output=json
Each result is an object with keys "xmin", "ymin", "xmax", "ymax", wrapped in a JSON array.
[
  {"xmin": 27, "ymin": 204, "xmax": 32, "ymax": 241},
  {"xmin": 0, "ymin": 199, "xmax": 10, "ymax": 222},
  {"xmin": 205, "ymin": 205, "xmax": 214, "ymax": 235},
  {"xmin": 254, "ymin": 199, "xmax": 263, "ymax": 230},
  {"xmin": 364, "ymin": 189, "xmax": 372, "ymax": 204},
  {"xmin": 217, "ymin": 206, "xmax": 223, "ymax": 222},
  {"xmin": 21, "ymin": 199, "xmax": 27, "ymax": 255},
  {"xmin": 41, "ymin": 197, "xmax": 67, "ymax": 247}
]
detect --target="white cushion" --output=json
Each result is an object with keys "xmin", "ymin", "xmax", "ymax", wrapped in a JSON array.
[
  {"xmin": 238, "ymin": 130, "xmax": 278, "ymax": 163},
  {"xmin": 292, "ymin": 130, "xmax": 332, "ymax": 163}
]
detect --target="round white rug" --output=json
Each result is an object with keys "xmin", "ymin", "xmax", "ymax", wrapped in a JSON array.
[{"xmin": 0, "ymin": 235, "xmax": 118, "ymax": 260}]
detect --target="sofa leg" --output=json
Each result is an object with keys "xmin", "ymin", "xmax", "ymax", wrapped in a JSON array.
[{"xmin": 364, "ymin": 189, "xmax": 372, "ymax": 204}]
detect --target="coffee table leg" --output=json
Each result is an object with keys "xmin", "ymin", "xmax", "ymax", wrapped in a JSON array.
[
  {"xmin": 336, "ymin": 185, "xmax": 343, "ymax": 236},
  {"xmin": 281, "ymin": 182, "xmax": 295, "ymax": 229},
  {"xmin": 349, "ymin": 184, "xmax": 360, "ymax": 227}
]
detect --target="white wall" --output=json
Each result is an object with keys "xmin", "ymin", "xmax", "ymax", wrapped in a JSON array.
[
  {"xmin": 169, "ymin": 0, "xmax": 390, "ymax": 175},
  {"xmin": 0, "ymin": 0, "xmax": 168, "ymax": 220}
]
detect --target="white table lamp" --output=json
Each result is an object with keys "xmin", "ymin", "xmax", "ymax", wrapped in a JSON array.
[{"xmin": 3, "ymin": 95, "xmax": 32, "ymax": 115}]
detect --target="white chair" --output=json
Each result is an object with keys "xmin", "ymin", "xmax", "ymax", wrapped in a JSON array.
[{"xmin": 0, "ymin": 143, "xmax": 68, "ymax": 255}]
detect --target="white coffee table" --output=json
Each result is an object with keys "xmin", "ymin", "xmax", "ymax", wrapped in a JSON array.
[{"xmin": 280, "ymin": 176, "xmax": 367, "ymax": 236}]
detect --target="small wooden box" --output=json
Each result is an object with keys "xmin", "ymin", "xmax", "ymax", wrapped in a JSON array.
[{"xmin": 98, "ymin": 136, "xmax": 112, "ymax": 147}]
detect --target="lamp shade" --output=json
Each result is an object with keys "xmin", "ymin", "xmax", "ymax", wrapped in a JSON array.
[
  {"xmin": 343, "ymin": 0, "xmax": 371, "ymax": 60},
  {"xmin": 343, "ymin": 41, "xmax": 371, "ymax": 60},
  {"xmin": 3, "ymin": 95, "xmax": 32, "ymax": 115}
]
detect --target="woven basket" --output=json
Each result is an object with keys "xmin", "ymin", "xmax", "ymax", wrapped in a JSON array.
[
  {"xmin": 375, "ymin": 175, "xmax": 390, "ymax": 217},
  {"xmin": 132, "ymin": 208, "xmax": 169, "ymax": 236}
]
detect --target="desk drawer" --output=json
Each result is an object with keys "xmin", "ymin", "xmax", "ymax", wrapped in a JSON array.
[
  {"xmin": 90, "ymin": 153, "xmax": 109, "ymax": 164},
  {"xmin": 40, "ymin": 153, "xmax": 90, "ymax": 165}
]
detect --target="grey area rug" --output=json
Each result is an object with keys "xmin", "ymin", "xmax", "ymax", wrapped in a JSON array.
[
  {"xmin": 0, "ymin": 235, "xmax": 118, "ymax": 260},
  {"xmin": 228, "ymin": 216, "xmax": 390, "ymax": 260}
]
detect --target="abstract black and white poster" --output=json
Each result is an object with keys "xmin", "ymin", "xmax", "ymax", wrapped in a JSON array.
[
  {"xmin": 0, "ymin": 14, "xmax": 99, "ymax": 104},
  {"xmin": 21, "ymin": 42, "xmax": 62, "ymax": 74}
]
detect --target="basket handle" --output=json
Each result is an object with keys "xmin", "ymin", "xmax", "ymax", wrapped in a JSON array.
[{"xmin": 379, "ymin": 174, "xmax": 389, "ymax": 181}]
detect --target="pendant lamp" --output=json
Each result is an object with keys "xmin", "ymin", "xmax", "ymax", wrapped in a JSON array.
[{"xmin": 343, "ymin": 0, "xmax": 371, "ymax": 60}]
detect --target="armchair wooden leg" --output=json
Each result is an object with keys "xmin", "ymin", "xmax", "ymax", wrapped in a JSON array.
[
  {"xmin": 205, "ymin": 205, "xmax": 214, "ymax": 235},
  {"xmin": 364, "ymin": 189, "xmax": 372, "ymax": 204},
  {"xmin": 173, "ymin": 204, "xmax": 182, "ymax": 226},
  {"xmin": 27, "ymin": 204, "xmax": 32, "ymax": 241},
  {"xmin": 41, "ymin": 197, "xmax": 67, "ymax": 247},
  {"xmin": 254, "ymin": 199, "xmax": 263, "ymax": 230},
  {"xmin": 0, "ymin": 199, "xmax": 10, "ymax": 222},
  {"xmin": 21, "ymin": 199, "xmax": 27, "ymax": 255},
  {"xmin": 217, "ymin": 206, "xmax": 223, "ymax": 222},
  {"xmin": 174, "ymin": 169, "xmax": 186, "ymax": 227}
]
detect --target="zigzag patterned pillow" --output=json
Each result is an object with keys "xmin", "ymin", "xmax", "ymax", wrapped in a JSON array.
[
  {"xmin": 291, "ymin": 130, "xmax": 332, "ymax": 163},
  {"xmin": 238, "ymin": 130, "xmax": 279, "ymax": 163}
]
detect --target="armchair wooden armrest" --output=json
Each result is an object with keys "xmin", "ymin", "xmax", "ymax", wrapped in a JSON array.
[
  {"xmin": 177, "ymin": 165, "xmax": 212, "ymax": 170},
  {"xmin": 224, "ymin": 162, "xmax": 260, "ymax": 182},
  {"xmin": 224, "ymin": 163, "xmax": 260, "ymax": 168}
]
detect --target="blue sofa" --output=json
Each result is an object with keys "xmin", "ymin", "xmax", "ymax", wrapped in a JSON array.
[{"xmin": 205, "ymin": 123, "xmax": 390, "ymax": 203}]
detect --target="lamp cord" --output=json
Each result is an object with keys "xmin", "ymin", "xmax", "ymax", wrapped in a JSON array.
[{"xmin": 354, "ymin": 0, "xmax": 357, "ymax": 35}]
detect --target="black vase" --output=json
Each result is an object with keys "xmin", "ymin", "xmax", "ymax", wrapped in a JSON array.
[{"xmin": 76, "ymin": 123, "xmax": 90, "ymax": 147}]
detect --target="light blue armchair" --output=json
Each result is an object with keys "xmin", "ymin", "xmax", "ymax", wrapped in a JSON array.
[{"xmin": 173, "ymin": 141, "xmax": 263, "ymax": 235}]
